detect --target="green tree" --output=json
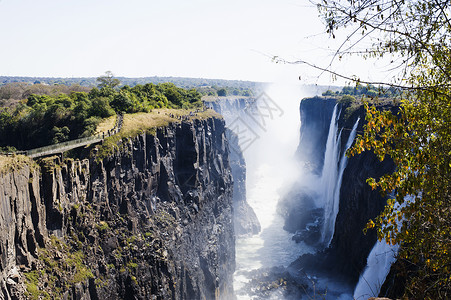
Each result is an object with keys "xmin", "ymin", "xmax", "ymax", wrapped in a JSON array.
[
  {"xmin": 90, "ymin": 97, "xmax": 115, "ymax": 118},
  {"xmin": 322, "ymin": 89, "xmax": 335, "ymax": 96},
  {"xmin": 96, "ymin": 71, "xmax": 120, "ymax": 89},
  {"xmin": 51, "ymin": 126, "xmax": 70, "ymax": 144},
  {"xmin": 217, "ymin": 88, "xmax": 227, "ymax": 96},
  {"xmin": 316, "ymin": 0, "xmax": 451, "ymax": 298},
  {"xmin": 110, "ymin": 92, "xmax": 133, "ymax": 112}
]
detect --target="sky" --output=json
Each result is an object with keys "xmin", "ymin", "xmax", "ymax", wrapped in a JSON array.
[{"xmin": 0, "ymin": 0, "xmax": 391, "ymax": 85}]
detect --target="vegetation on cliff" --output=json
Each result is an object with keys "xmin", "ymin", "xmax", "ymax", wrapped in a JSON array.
[
  {"xmin": 317, "ymin": 0, "xmax": 451, "ymax": 298},
  {"xmin": 94, "ymin": 108, "xmax": 221, "ymax": 161},
  {"xmin": 4, "ymin": 114, "xmax": 233, "ymax": 299},
  {"xmin": 0, "ymin": 77, "xmax": 203, "ymax": 151},
  {"xmin": 0, "ymin": 154, "xmax": 35, "ymax": 174},
  {"xmin": 322, "ymin": 84, "xmax": 400, "ymax": 98}
]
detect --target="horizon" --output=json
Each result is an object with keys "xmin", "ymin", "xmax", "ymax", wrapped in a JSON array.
[{"xmin": 0, "ymin": 0, "xmax": 393, "ymax": 86}]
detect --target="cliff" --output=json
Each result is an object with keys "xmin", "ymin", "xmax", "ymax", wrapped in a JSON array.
[
  {"xmin": 226, "ymin": 130, "xmax": 260, "ymax": 237},
  {"xmin": 330, "ymin": 102, "xmax": 396, "ymax": 281},
  {"xmin": 0, "ymin": 117, "xmax": 235, "ymax": 300},
  {"xmin": 205, "ymin": 97, "xmax": 261, "ymax": 237},
  {"xmin": 281, "ymin": 97, "xmax": 396, "ymax": 285},
  {"xmin": 296, "ymin": 96, "xmax": 337, "ymax": 174}
]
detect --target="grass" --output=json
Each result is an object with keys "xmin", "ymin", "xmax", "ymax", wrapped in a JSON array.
[
  {"xmin": 26, "ymin": 235, "xmax": 95, "ymax": 298},
  {"xmin": 0, "ymin": 154, "xmax": 35, "ymax": 174},
  {"xmin": 121, "ymin": 108, "xmax": 221, "ymax": 135},
  {"xmin": 95, "ymin": 115, "xmax": 117, "ymax": 134},
  {"xmin": 94, "ymin": 108, "xmax": 221, "ymax": 161},
  {"xmin": 24, "ymin": 271, "xmax": 41, "ymax": 300}
]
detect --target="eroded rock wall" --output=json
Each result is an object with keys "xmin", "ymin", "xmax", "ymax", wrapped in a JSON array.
[
  {"xmin": 206, "ymin": 98, "xmax": 261, "ymax": 237},
  {"xmin": 283, "ymin": 97, "xmax": 396, "ymax": 285},
  {"xmin": 0, "ymin": 117, "xmax": 235, "ymax": 300}
]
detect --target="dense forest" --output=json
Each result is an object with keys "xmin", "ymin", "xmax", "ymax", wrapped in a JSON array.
[{"xmin": 0, "ymin": 80, "xmax": 203, "ymax": 151}]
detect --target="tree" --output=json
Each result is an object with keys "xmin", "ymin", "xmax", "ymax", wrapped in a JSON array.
[
  {"xmin": 51, "ymin": 126, "xmax": 70, "ymax": 144},
  {"xmin": 217, "ymin": 88, "xmax": 227, "ymax": 96},
  {"xmin": 314, "ymin": 0, "xmax": 451, "ymax": 298},
  {"xmin": 90, "ymin": 97, "xmax": 115, "ymax": 118},
  {"xmin": 322, "ymin": 89, "xmax": 335, "ymax": 96},
  {"xmin": 110, "ymin": 92, "xmax": 133, "ymax": 112},
  {"xmin": 96, "ymin": 71, "xmax": 120, "ymax": 89}
]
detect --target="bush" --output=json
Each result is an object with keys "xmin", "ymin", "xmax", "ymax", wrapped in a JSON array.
[{"xmin": 338, "ymin": 94, "xmax": 357, "ymax": 105}]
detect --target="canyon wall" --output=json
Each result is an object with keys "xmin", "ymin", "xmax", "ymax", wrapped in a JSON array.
[
  {"xmin": 331, "ymin": 103, "xmax": 396, "ymax": 282},
  {"xmin": 282, "ymin": 97, "xmax": 396, "ymax": 285},
  {"xmin": 0, "ymin": 117, "xmax": 235, "ymax": 300},
  {"xmin": 296, "ymin": 96, "xmax": 336, "ymax": 174},
  {"xmin": 205, "ymin": 97, "xmax": 261, "ymax": 237}
]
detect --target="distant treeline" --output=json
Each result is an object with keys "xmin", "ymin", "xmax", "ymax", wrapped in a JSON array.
[
  {"xmin": 322, "ymin": 84, "xmax": 401, "ymax": 98},
  {"xmin": 0, "ymin": 82, "xmax": 202, "ymax": 151},
  {"xmin": 0, "ymin": 76, "xmax": 257, "ymax": 97}
]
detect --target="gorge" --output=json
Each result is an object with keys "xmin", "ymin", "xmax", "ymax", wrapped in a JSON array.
[
  {"xmin": 0, "ymin": 85, "xmax": 398, "ymax": 300},
  {"xmin": 210, "ymin": 87, "xmax": 397, "ymax": 299}
]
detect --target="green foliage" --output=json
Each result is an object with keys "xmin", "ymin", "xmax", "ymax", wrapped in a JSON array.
[
  {"xmin": 96, "ymin": 71, "xmax": 121, "ymax": 89},
  {"xmin": 196, "ymin": 85, "xmax": 253, "ymax": 97},
  {"xmin": 0, "ymin": 75, "xmax": 257, "ymax": 93},
  {"xmin": 24, "ymin": 271, "xmax": 41, "ymax": 300},
  {"xmin": 51, "ymin": 126, "xmax": 70, "ymax": 144},
  {"xmin": 0, "ymin": 81, "xmax": 203, "ymax": 150},
  {"xmin": 350, "ymin": 96, "xmax": 451, "ymax": 298},
  {"xmin": 217, "ymin": 88, "xmax": 227, "ymax": 96},
  {"xmin": 322, "ymin": 89, "xmax": 336, "ymax": 96},
  {"xmin": 24, "ymin": 236, "xmax": 93, "ymax": 299},
  {"xmin": 321, "ymin": 0, "xmax": 451, "ymax": 297},
  {"xmin": 338, "ymin": 84, "xmax": 400, "ymax": 98},
  {"xmin": 337, "ymin": 94, "xmax": 356, "ymax": 105},
  {"xmin": 90, "ymin": 97, "xmax": 115, "ymax": 118},
  {"xmin": 0, "ymin": 90, "xmax": 113, "ymax": 149},
  {"xmin": 110, "ymin": 92, "xmax": 133, "ymax": 112},
  {"xmin": 96, "ymin": 221, "xmax": 110, "ymax": 232},
  {"xmin": 127, "ymin": 261, "xmax": 138, "ymax": 269}
]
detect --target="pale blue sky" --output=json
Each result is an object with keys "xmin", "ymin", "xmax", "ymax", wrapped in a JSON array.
[{"xmin": 0, "ymin": 0, "xmax": 389, "ymax": 84}]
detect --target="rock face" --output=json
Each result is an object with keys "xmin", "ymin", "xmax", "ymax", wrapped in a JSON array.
[
  {"xmin": 0, "ymin": 117, "xmax": 235, "ymax": 300},
  {"xmin": 281, "ymin": 97, "xmax": 396, "ymax": 285},
  {"xmin": 226, "ymin": 130, "xmax": 260, "ymax": 237},
  {"xmin": 330, "ymin": 103, "xmax": 396, "ymax": 282},
  {"xmin": 206, "ymin": 97, "xmax": 261, "ymax": 237},
  {"xmin": 296, "ymin": 96, "xmax": 337, "ymax": 174}
]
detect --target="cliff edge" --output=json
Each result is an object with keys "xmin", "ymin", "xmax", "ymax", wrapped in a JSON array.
[{"xmin": 0, "ymin": 116, "xmax": 235, "ymax": 300}]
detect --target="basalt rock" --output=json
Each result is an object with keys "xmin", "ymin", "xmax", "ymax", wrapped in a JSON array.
[
  {"xmin": 296, "ymin": 96, "xmax": 337, "ymax": 174},
  {"xmin": 284, "ymin": 97, "xmax": 397, "ymax": 286},
  {"xmin": 206, "ymin": 97, "xmax": 261, "ymax": 237},
  {"xmin": 226, "ymin": 130, "xmax": 260, "ymax": 237},
  {"xmin": 0, "ymin": 117, "xmax": 235, "ymax": 300}
]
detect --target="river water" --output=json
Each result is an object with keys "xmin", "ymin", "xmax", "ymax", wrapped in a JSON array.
[{"xmin": 232, "ymin": 83, "xmax": 315, "ymax": 299}]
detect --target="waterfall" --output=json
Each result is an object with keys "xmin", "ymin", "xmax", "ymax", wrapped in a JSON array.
[
  {"xmin": 321, "ymin": 106, "xmax": 360, "ymax": 246},
  {"xmin": 353, "ymin": 240, "xmax": 399, "ymax": 299},
  {"xmin": 228, "ymin": 83, "xmax": 316, "ymax": 299},
  {"xmin": 354, "ymin": 195, "xmax": 412, "ymax": 299}
]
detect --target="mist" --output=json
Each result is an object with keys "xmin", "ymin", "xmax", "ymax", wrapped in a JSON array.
[{"xmin": 230, "ymin": 82, "xmax": 318, "ymax": 298}]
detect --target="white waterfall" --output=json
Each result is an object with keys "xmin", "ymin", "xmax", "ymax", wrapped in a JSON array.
[
  {"xmin": 320, "ymin": 106, "xmax": 360, "ymax": 246},
  {"xmin": 353, "ymin": 240, "xmax": 399, "ymax": 299},
  {"xmin": 354, "ymin": 195, "xmax": 413, "ymax": 299},
  {"xmin": 320, "ymin": 105, "xmax": 341, "ymax": 243}
]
